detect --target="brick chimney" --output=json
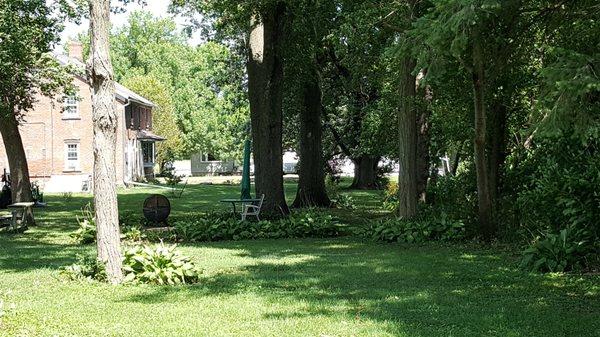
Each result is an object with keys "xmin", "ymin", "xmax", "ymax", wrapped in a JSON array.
[{"xmin": 67, "ymin": 40, "xmax": 83, "ymax": 61}]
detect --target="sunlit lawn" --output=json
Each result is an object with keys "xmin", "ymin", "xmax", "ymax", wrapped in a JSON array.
[{"xmin": 0, "ymin": 180, "xmax": 598, "ymax": 336}]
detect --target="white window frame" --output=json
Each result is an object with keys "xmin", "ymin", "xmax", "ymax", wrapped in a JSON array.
[
  {"xmin": 63, "ymin": 95, "xmax": 80, "ymax": 119},
  {"xmin": 64, "ymin": 142, "xmax": 80, "ymax": 171}
]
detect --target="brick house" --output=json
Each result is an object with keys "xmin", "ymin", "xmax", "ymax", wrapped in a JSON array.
[{"xmin": 0, "ymin": 42, "xmax": 164, "ymax": 193}]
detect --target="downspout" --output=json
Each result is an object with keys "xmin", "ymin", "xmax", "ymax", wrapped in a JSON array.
[{"xmin": 122, "ymin": 99, "xmax": 132, "ymax": 186}]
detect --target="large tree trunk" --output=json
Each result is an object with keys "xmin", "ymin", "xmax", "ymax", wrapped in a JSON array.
[
  {"xmin": 350, "ymin": 155, "xmax": 379, "ymax": 189},
  {"xmin": 0, "ymin": 111, "xmax": 34, "ymax": 225},
  {"xmin": 292, "ymin": 67, "xmax": 330, "ymax": 208},
  {"xmin": 247, "ymin": 2, "xmax": 289, "ymax": 215},
  {"xmin": 472, "ymin": 37, "xmax": 494, "ymax": 241},
  {"xmin": 397, "ymin": 57, "xmax": 418, "ymax": 218},
  {"xmin": 89, "ymin": 0, "xmax": 123, "ymax": 284}
]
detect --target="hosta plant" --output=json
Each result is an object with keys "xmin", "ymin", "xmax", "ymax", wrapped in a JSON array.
[
  {"xmin": 520, "ymin": 227, "xmax": 597, "ymax": 273},
  {"xmin": 171, "ymin": 210, "xmax": 341, "ymax": 243},
  {"xmin": 70, "ymin": 203, "xmax": 96, "ymax": 244},
  {"xmin": 123, "ymin": 243, "xmax": 201, "ymax": 285},
  {"xmin": 358, "ymin": 213, "xmax": 465, "ymax": 243},
  {"xmin": 60, "ymin": 254, "xmax": 107, "ymax": 282}
]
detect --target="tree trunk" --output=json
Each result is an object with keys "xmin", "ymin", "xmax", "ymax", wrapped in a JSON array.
[
  {"xmin": 292, "ymin": 67, "xmax": 330, "ymax": 208},
  {"xmin": 350, "ymin": 155, "xmax": 379, "ymax": 189},
  {"xmin": 449, "ymin": 148, "xmax": 461, "ymax": 176},
  {"xmin": 488, "ymin": 101, "xmax": 507, "ymax": 205},
  {"xmin": 416, "ymin": 83, "xmax": 432, "ymax": 202},
  {"xmin": 0, "ymin": 110, "xmax": 34, "ymax": 225},
  {"xmin": 397, "ymin": 57, "xmax": 418, "ymax": 218},
  {"xmin": 247, "ymin": 2, "xmax": 289, "ymax": 215},
  {"xmin": 89, "ymin": 0, "xmax": 123, "ymax": 284},
  {"xmin": 472, "ymin": 37, "xmax": 494, "ymax": 241}
]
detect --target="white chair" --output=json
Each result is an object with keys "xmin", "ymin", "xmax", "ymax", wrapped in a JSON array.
[{"xmin": 241, "ymin": 194, "xmax": 264, "ymax": 221}]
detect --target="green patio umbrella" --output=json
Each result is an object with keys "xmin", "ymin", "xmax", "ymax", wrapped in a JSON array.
[{"xmin": 240, "ymin": 139, "xmax": 252, "ymax": 199}]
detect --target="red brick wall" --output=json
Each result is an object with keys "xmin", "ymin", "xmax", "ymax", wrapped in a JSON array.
[{"xmin": 0, "ymin": 76, "xmax": 127, "ymax": 185}]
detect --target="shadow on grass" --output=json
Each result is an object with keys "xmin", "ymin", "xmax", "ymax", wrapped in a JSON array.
[
  {"xmin": 0, "ymin": 235, "xmax": 88, "ymax": 272},
  {"xmin": 5, "ymin": 183, "xmax": 596, "ymax": 335},
  {"xmin": 120, "ymin": 239, "xmax": 599, "ymax": 336}
]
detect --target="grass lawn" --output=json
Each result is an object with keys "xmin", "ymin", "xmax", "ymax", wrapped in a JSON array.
[{"xmin": 0, "ymin": 182, "xmax": 598, "ymax": 336}]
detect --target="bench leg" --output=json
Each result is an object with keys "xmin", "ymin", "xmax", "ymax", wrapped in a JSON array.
[{"xmin": 10, "ymin": 210, "xmax": 18, "ymax": 231}]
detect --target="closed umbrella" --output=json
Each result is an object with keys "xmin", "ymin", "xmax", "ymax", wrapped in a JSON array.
[{"xmin": 240, "ymin": 139, "xmax": 252, "ymax": 199}]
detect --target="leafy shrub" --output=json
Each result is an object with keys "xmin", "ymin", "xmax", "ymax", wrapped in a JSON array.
[
  {"xmin": 335, "ymin": 194, "xmax": 356, "ymax": 210},
  {"xmin": 122, "ymin": 225, "xmax": 146, "ymax": 243},
  {"xmin": 171, "ymin": 210, "xmax": 340, "ymax": 243},
  {"xmin": 285, "ymin": 210, "xmax": 340, "ymax": 238},
  {"xmin": 520, "ymin": 227, "xmax": 598, "ymax": 273},
  {"xmin": 376, "ymin": 162, "xmax": 394, "ymax": 189},
  {"xmin": 122, "ymin": 243, "xmax": 201, "ymax": 285},
  {"xmin": 31, "ymin": 181, "xmax": 43, "ymax": 203},
  {"xmin": 425, "ymin": 170, "xmax": 477, "ymax": 227},
  {"xmin": 325, "ymin": 175, "xmax": 356, "ymax": 209},
  {"xmin": 162, "ymin": 166, "xmax": 182, "ymax": 188},
  {"xmin": 382, "ymin": 181, "xmax": 398, "ymax": 212},
  {"xmin": 119, "ymin": 213, "xmax": 144, "ymax": 228},
  {"xmin": 504, "ymin": 136, "xmax": 600, "ymax": 271},
  {"xmin": 70, "ymin": 203, "xmax": 96, "ymax": 244},
  {"xmin": 513, "ymin": 136, "xmax": 600, "ymax": 239},
  {"xmin": 60, "ymin": 254, "xmax": 106, "ymax": 282},
  {"xmin": 357, "ymin": 212, "xmax": 465, "ymax": 243}
]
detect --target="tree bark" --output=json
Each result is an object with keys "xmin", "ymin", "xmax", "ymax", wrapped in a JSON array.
[
  {"xmin": 0, "ymin": 110, "xmax": 34, "ymax": 225},
  {"xmin": 89, "ymin": 0, "xmax": 123, "ymax": 284},
  {"xmin": 247, "ymin": 2, "xmax": 289, "ymax": 215},
  {"xmin": 488, "ymin": 101, "xmax": 507, "ymax": 205},
  {"xmin": 350, "ymin": 155, "xmax": 380, "ymax": 189},
  {"xmin": 449, "ymin": 147, "xmax": 461, "ymax": 176},
  {"xmin": 472, "ymin": 37, "xmax": 495, "ymax": 241},
  {"xmin": 292, "ymin": 67, "xmax": 330, "ymax": 208},
  {"xmin": 416, "ymin": 82, "xmax": 432, "ymax": 202},
  {"xmin": 397, "ymin": 57, "xmax": 418, "ymax": 218}
]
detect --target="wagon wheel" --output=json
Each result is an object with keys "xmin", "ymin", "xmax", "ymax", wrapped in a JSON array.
[{"xmin": 143, "ymin": 194, "xmax": 171, "ymax": 227}]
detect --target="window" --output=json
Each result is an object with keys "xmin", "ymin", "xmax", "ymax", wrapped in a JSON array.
[
  {"xmin": 65, "ymin": 143, "xmax": 79, "ymax": 171},
  {"xmin": 141, "ymin": 142, "xmax": 154, "ymax": 166},
  {"xmin": 63, "ymin": 95, "xmax": 79, "ymax": 119}
]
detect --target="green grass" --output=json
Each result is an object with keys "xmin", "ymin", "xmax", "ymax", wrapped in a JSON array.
[{"xmin": 0, "ymin": 182, "xmax": 598, "ymax": 336}]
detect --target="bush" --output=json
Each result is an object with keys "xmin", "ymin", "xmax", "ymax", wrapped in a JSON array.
[
  {"xmin": 122, "ymin": 243, "xmax": 201, "ymax": 285},
  {"xmin": 171, "ymin": 210, "xmax": 340, "ymax": 243},
  {"xmin": 122, "ymin": 225, "xmax": 146, "ymax": 243},
  {"xmin": 512, "ymin": 136, "xmax": 600, "ymax": 239},
  {"xmin": 286, "ymin": 210, "xmax": 340, "ymax": 238},
  {"xmin": 119, "ymin": 213, "xmax": 145, "ymax": 228},
  {"xmin": 325, "ymin": 175, "xmax": 356, "ymax": 209},
  {"xmin": 162, "ymin": 166, "xmax": 182, "ymax": 188},
  {"xmin": 382, "ymin": 181, "xmax": 398, "ymax": 212},
  {"xmin": 70, "ymin": 203, "xmax": 96, "ymax": 244},
  {"xmin": 72, "ymin": 206, "xmax": 150, "ymax": 244},
  {"xmin": 426, "ymin": 170, "xmax": 477, "ymax": 227},
  {"xmin": 520, "ymin": 227, "xmax": 598, "ymax": 273},
  {"xmin": 60, "ymin": 254, "xmax": 106, "ymax": 282},
  {"xmin": 357, "ymin": 212, "xmax": 465, "ymax": 243},
  {"xmin": 505, "ymin": 136, "xmax": 600, "ymax": 271}
]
